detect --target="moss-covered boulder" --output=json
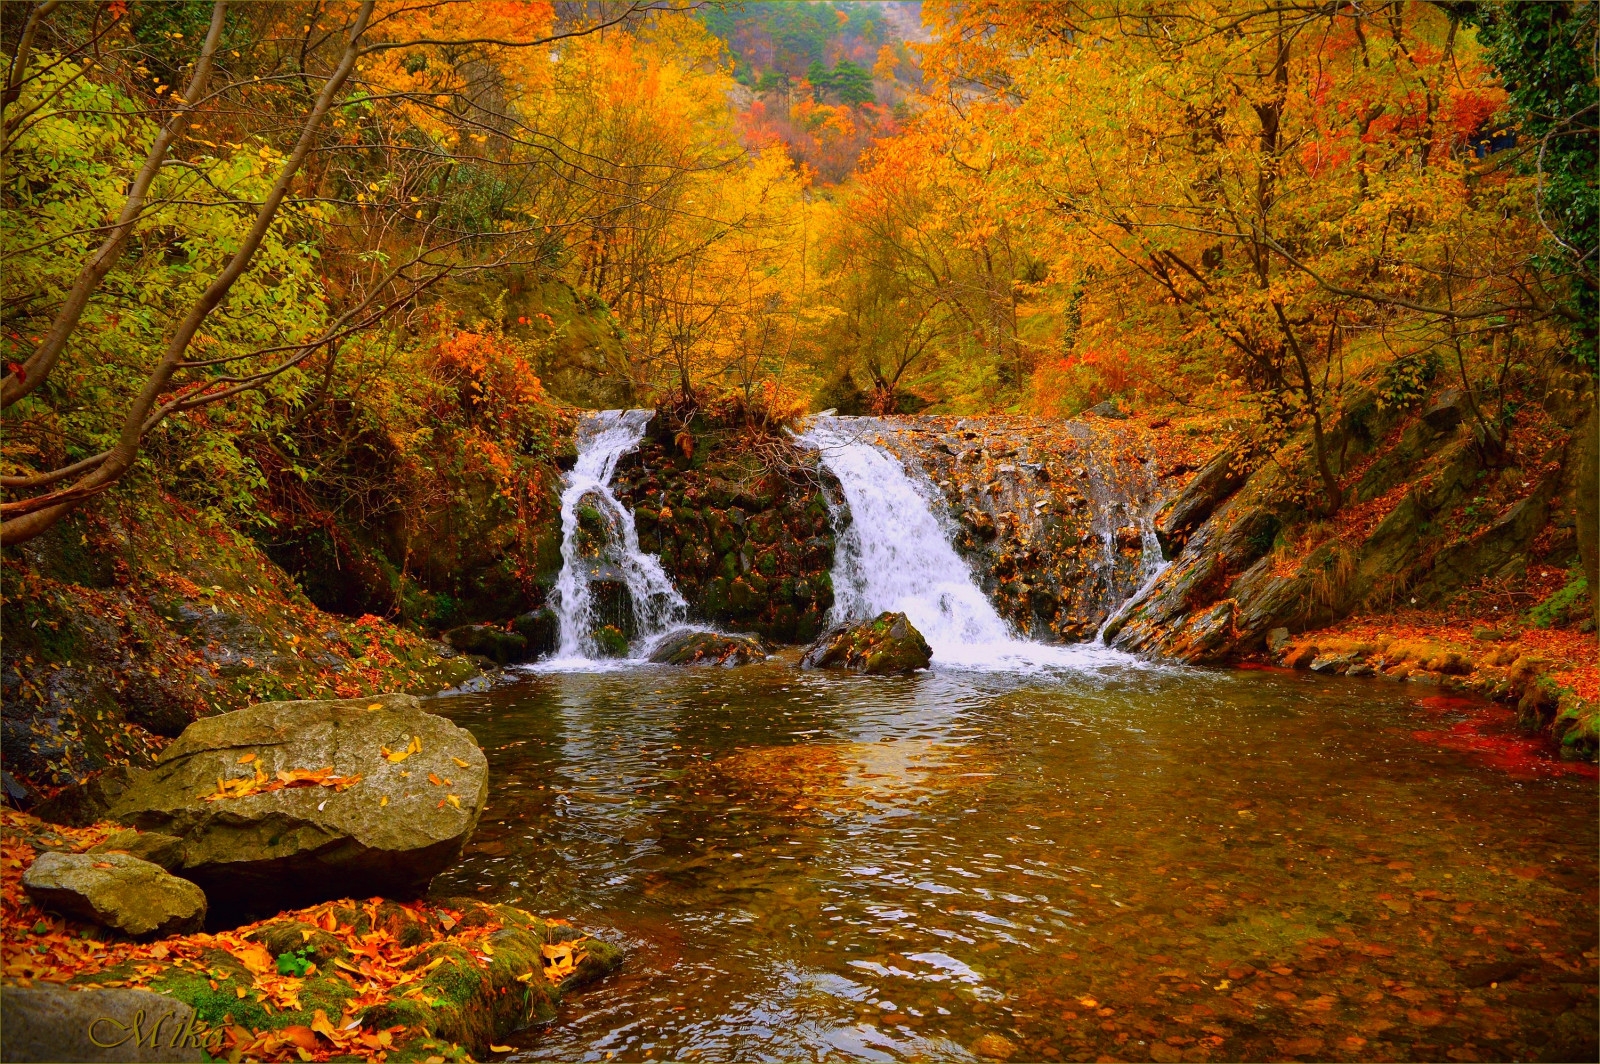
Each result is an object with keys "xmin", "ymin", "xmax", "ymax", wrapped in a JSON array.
[
  {"xmin": 511, "ymin": 607, "xmax": 559, "ymax": 657},
  {"xmin": 647, "ymin": 629, "xmax": 768, "ymax": 666},
  {"xmin": 801, "ymin": 612, "xmax": 932, "ymax": 675},
  {"xmin": 107, "ymin": 694, "xmax": 487, "ymax": 918},
  {"xmin": 22, "ymin": 851, "xmax": 206, "ymax": 938},
  {"xmin": 444, "ymin": 623, "xmax": 529, "ymax": 665}
]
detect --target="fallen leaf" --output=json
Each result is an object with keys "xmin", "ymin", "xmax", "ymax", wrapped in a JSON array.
[
  {"xmin": 490, "ymin": 1046, "xmax": 514, "ymax": 1054},
  {"xmin": 453, "ymin": 757, "xmax": 470, "ymax": 768},
  {"xmin": 446, "ymin": 795, "xmax": 461, "ymax": 809},
  {"xmin": 237, "ymin": 753, "xmax": 257, "ymax": 764},
  {"xmin": 367, "ymin": 703, "xmax": 383, "ymax": 711},
  {"xmin": 380, "ymin": 796, "xmax": 389, "ymax": 807}
]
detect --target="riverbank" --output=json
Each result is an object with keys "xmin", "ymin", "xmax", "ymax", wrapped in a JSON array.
[{"xmin": 1, "ymin": 808, "xmax": 617, "ymax": 1062}]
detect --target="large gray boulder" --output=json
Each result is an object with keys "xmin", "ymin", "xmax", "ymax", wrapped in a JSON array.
[
  {"xmin": 107, "ymin": 693, "xmax": 487, "ymax": 918},
  {"xmin": 21, "ymin": 852, "xmax": 205, "ymax": 938},
  {"xmin": 1, "ymin": 985, "xmax": 207, "ymax": 1062}
]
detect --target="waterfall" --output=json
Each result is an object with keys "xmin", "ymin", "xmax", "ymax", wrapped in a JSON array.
[
  {"xmin": 546, "ymin": 410, "xmax": 688, "ymax": 665},
  {"xmin": 800, "ymin": 417, "xmax": 1135, "ymax": 671}
]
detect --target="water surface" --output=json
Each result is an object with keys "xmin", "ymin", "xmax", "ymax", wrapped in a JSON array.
[{"xmin": 428, "ymin": 660, "xmax": 1597, "ymax": 1063}]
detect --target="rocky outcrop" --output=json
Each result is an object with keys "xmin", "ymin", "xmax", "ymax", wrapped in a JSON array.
[
  {"xmin": 802, "ymin": 612, "xmax": 932, "ymax": 674},
  {"xmin": 1, "ymin": 985, "xmax": 207, "ymax": 1062},
  {"xmin": 107, "ymin": 693, "xmax": 487, "ymax": 918},
  {"xmin": 22, "ymin": 851, "xmax": 206, "ymax": 938},
  {"xmin": 612, "ymin": 418, "xmax": 837, "ymax": 643},
  {"xmin": 647, "ymin": 629, "xmax": 768, "ymax": 666},
  {"xmin": 874, "ymin": 416, "xmax": 1183, "ymax": 642},
  {"xmin": 1154, "ymin": 447, "xmax": 1249, "ymax": 557},
  {"xmin": 1108, "ymin": 378, "xmax": 1597, "ymax": 673}
]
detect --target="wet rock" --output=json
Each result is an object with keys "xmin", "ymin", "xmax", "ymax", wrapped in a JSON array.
[
  {"xmin": 22, "ymin": 851, "xmax": 205, "ymax": 938},
  {"xmin": 108, "ymin": 693, "xmax": 487, "ymax": 917},
  {"xmin": 594, "ymin": 625, "xmax": 629, "ymax": 657},
  {"xmin": 511, "ymin": 607, "xmax": 559, "ymax": 657},
  {"xmin": 1154, "ymin": 447, "xmax": 1248, "ymax": 557},
  {"xmin": 647, "ymin": 629, "xmax": 768, "ymax": 666},
  {"xmin": 1, "ymin": 984, "xmax": 206, "ymax": 1062},
  {"xmin": 2, "ymin": 769, "xmax": 39, "ymax": 807},
  {"xmin": 1310, "ymin": 652, "xmax": 1356, "ymax": 674},
  {"xmin": 443, "ymin": 624, "xmax": 528, "ymax": 665},
  {"xmin": 1267, "ymin": 627, "xmax": 1292, "ymax": 654},
  {"xmin": 801, "ymin": 612, "xmax": 932, "ymax": 675},
  {"xmin": 32, "ymin": 765, "xmax": 139, "ymax": 828},
  {"xmin": 88, "ymin": 829, "xmax": 185, "ymax": 872},
  {"xmin": 960, "ymin": 509, "xmax": 997, "ymax": 539}
]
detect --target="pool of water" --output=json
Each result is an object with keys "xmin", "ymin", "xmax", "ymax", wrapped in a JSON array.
[{"xmin": 426, "ymin": 657, "xmax": 1597, "ymax": 1063}]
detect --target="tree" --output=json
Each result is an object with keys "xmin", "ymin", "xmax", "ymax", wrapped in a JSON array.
[{"xmin": 0, "ymin": 0, "xmax": 691, "ymax": 546}]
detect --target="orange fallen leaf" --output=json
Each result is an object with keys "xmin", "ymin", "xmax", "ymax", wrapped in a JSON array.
[
  {"xmin": 367, "ymin": 703, "xmax": 383, "ymax": 711},
  {"xmin": 237, "ymin": 753, "xmax": 257, "ymax": 764}
]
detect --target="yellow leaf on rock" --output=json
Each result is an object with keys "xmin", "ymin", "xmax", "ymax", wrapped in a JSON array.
[
  {"xmin": 490, "ymin": 1047, "xmax": 514, "ymax": 1054},
  {"xmin": 237, "ymin": 753, "xmax": 257, "ymax": 764},
  {"xmin": 367, "ymin": 703, "xmax": 383, "ymax": 711},
  {"xmin": 452, "ymin": 757, "xmax": 470, "ymax": 768},
  {"xmin": 380, "ymin": 796, "xmax": 389, "ymax": 807},
  {"xmin": 446, "ymin": 795, "xmax": 461, "ymax": 809}
]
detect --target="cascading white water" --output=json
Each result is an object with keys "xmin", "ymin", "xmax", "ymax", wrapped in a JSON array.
[
  {"xmin": 546, "ymin": 410, "xmax": 688, "ymax": 666},
  {"xmin": 800, "ymin": 417, "xmax": 1139, "ymax": 671}
]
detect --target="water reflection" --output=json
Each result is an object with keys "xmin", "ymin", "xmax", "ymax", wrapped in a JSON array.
[{"xmin": 428, "ymin": 662, "xmax": 1597, "ymax": 1063}]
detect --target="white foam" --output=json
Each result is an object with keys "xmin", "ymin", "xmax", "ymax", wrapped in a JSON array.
[{"xmin": 798, "ymin": 417, "xmax": 1153, "ymax": 674}]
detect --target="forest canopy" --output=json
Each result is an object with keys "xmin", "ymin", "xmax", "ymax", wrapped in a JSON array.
[{"xmin": 1, "ymin": 0, "xmax": 1594, "ymax": 548}]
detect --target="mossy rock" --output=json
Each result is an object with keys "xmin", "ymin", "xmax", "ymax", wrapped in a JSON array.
[{"xmin": 800, "ymin": 612, "xmax": 932, "ymax": 675}]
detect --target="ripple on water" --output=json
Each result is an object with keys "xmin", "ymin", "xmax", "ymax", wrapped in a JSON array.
[{"xmin": 427, "ymin": 660, "xmax": 1598, "ymax": 1063}]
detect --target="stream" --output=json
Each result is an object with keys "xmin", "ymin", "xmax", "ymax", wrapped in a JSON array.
[
  {"xmin": 428, "ymin": 662, "xmax": 1596, "ymax": 1063},
  {"xmin": 426, "ymin": 412, "xmax": 1596, "ymax": 1062}
]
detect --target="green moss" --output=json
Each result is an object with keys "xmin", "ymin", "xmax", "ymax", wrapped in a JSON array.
[{"xmin": 1526, "ymin": 568, "xmax": 1589, "ymax": 629}]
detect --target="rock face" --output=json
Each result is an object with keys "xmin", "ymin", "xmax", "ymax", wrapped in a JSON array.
[
  {"xmin": 444, "ymin": 624, "xmax": 528, "ymax": 664},
  {"xmin": 876, "ymin": 416, "xmax": 1173, "ymax": 642},
  {"xmin": 32, "ymin": 765, "xmax": 140, "ymax": 828},
  {"xmin": 647, "ymin": 629, "xmax": 768, "ymax": 666},
  {"xmin": 610, "ymin": 418, "xmax": 837, "ymax": 644},
  {"xmin": 107, "ymin": 693, "xmax": 487, "ymax": 918},
  {"xmin": 802, "ymin": 612, "xmax": 932, "ymax": 675},
  {"xmin": 22, "ymin": 851, "xmax": 206, "ymax": 938},
  {"xmin": 1, "ymin": 984, "xmax": 206, "ymax": 1062}
]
